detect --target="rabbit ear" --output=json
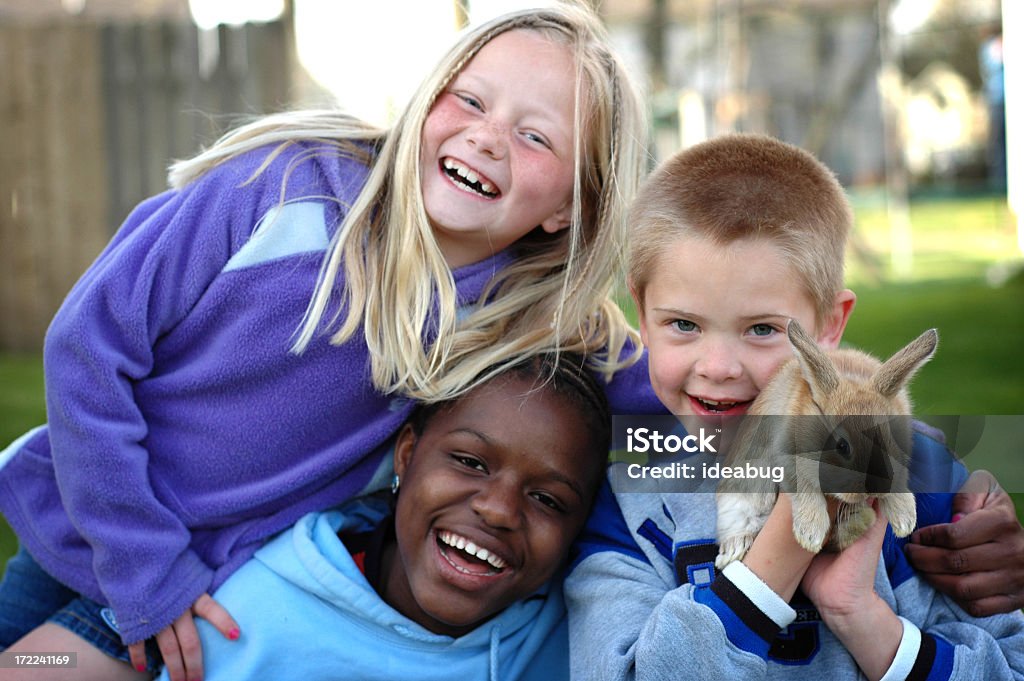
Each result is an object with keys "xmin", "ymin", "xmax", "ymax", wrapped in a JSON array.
[
  {"xmin": 872, "ymin": 329, "xmax": 939, "ymax": 397},
  {"xmin": 788, "ymin": 319, "xmax": 840, "ymax": 400}
]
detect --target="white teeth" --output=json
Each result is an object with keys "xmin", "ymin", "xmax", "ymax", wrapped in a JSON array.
[
  {"xmin": 699, "ymin": 397, "xmax": 739, "ymax": 413},
  {"xmin": 441, "ymin": 158, "xmax": 496, "ymax": 197},
  {"xmin": 439, "ymin": 531, "xmax": 508, "ymax": 569}
]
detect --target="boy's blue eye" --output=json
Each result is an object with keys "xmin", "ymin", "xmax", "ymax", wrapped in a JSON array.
[
  {"xmin": 750, "ymin": 324, "xmax": 775, "ymax": 337},
  {"xmin": 523, "ymin": 131, "xmax": 550, "ymax": 148},
  {"xmin": 672, "ymin": 319, "xmax": 697, "ymax": 333}
]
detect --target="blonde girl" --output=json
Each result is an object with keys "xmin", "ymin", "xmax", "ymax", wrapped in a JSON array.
[
  {"xmin": 174, "ymin": 7, "xmax": 647, "ymax": 401},
  {"xmin": 0, "ymin": 3, "xmax": 659, "ymax": 681}
]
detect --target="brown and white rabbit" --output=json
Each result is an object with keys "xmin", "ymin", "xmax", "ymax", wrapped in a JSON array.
[{"xmin": 715, "ymin": 320, "xmax": 938, "ymax": 569}]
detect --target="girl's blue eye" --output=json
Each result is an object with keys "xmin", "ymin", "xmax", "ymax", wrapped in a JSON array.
[
  {"xmin": 458, "ymin": 94, "xmax": 483, "ymax": 110},
  {"xmin": 672, "ymin": 319, "xmax": 697, "ymax": 333},
  {"xmin": 750, "ymin": 324, "xmax": 775, "ymax": 337}
]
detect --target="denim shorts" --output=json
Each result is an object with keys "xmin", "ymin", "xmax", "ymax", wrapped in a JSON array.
[{"xmin": 0, "ymin": 545, "xmax": 162, "ymax": 674}]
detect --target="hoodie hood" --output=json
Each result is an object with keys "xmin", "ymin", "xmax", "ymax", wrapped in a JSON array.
[{"xmin": 250, "ymin": 497, "xmax": 569, "ymax": 681}]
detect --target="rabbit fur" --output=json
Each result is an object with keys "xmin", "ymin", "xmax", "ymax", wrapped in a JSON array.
[{"xmin": 715, "ymin": 320, "xmax": 938, "ymax": 569}]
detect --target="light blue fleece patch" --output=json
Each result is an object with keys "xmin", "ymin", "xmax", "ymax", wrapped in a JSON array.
[
  {"xmin": 100, "ymin": 607, "xmax": 121, "ymax": 633},
  {"xmin": 223, "ymin": 200, "xmax": 329, "ymax": 272},
  {"xmin": 0, "ymin": 425, "xmax": 45, "ymax": 472}
]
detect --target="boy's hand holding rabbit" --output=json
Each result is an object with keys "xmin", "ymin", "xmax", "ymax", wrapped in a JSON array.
[{"xmin": 802, "ymin": 499, "xmax": 903, "ymax": 681}]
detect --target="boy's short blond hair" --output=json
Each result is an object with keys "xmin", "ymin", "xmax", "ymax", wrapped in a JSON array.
[{"xmin": 628, "ymin": 134, "xmax": 852, "ymax": 325}]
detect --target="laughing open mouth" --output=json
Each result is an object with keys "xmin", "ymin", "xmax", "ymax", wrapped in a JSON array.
[
  {"xmin": 442, "ymin": 158, "xmax": 499, "ymax": 198},
  {"xmin": 437, "ymin": 530, "xmax": 507, "ymax": 575}
]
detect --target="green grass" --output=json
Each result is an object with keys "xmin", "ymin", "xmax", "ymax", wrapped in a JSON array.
[
  {"xmin": 842, "ymin": 276, "xmax": 1024, "ymax": 414},
  {"xmin": 2, "ymin": 194, "xmax": 1022, "ymax": 572},
  {"xmin": 846, "ymin": 192, "xmax": 1018, "ymax": 284},
  {"xmin": 0, "ymin": 353, "xmax": 45, "ymax": 446},
  {"xmin": 0, "ymin": 354, "xmax": 44, "ymax": 564},
  {"xmin": 0, "ymin": 517, "xmax": 14, "ymax": 570}
]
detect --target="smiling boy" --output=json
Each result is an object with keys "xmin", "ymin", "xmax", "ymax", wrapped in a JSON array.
[
  {"xmin": 566, "ymin": 134, "xmax": 1024, "ymax": 681},
  {"xmin": 160, "ymin": 353, "xmax": 610, "ymax": 681}
]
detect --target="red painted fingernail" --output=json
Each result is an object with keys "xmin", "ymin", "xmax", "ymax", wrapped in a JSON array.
[
  {"xmin": 951, "ymin": 513, "xmax": 965, "ymax": 523},
  {"xmin": 135, "ymin": 663, "xmax": 146, "ymax": 672},
  {"xmin": 228, "ymin": 627, "xmax": 241, "ymax": 640}
]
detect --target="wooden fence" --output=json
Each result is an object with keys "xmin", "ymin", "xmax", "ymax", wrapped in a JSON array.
[{"xmin": 0, "ymin": 18, "xmax": 295, "ymax": 351}]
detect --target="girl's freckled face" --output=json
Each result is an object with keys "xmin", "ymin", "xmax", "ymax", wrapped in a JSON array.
[{"xmin": 419, "ymin": 29, "xmax": 577, "ymax": 268}]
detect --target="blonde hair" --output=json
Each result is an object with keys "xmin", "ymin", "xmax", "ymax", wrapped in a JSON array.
[
  {"xmin": 171, "ymin": 2, "xmax": 646, "ymax": 401},
  {"xmin": 628, "ymin": 133, "xmax": 852, "ymax": 324}
]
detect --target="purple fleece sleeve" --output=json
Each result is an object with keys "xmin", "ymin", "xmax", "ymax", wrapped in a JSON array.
[{"xmin": 43, "ymin": 158, "xmax": 274, "ymax": 643}]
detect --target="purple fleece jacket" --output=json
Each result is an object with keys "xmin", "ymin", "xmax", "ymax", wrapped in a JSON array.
[{"xmin": 0, "ymin": 141, "xmax": 662, "ymax": 644}]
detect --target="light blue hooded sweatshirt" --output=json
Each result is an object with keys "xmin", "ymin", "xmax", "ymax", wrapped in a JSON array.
[{"xmin": 160, "ymin": 496, "xmax": 569, "ymax": 681}]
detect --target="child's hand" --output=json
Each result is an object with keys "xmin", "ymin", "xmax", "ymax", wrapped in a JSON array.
[
  {"xmin": 904, "ymin": 469, "xmax": 1024, "ymax": 616},
  {"xmin": 739, "ymin": 493, "xmax": 819, "ymax": 601},
  {"xmin": 128, "ymin": 593, "xmax": 239, "ymax": 681},
  {"xmin": 801, "ymin": 499, "xmax": 886, "ymax": 617},
  {"xmin": 802, "ymin": 500, "xmax": 902, "ymax": 681}
]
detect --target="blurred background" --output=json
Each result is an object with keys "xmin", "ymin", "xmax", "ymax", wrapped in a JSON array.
[{"xmin": 1, "ymin": 0, "xmax": 1021, "ymax": 562}]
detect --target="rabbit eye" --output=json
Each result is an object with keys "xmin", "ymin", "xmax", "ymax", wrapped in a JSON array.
[{"xmin": 835, "ymin": 437, "xmax": 851, "ymax": 458}]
